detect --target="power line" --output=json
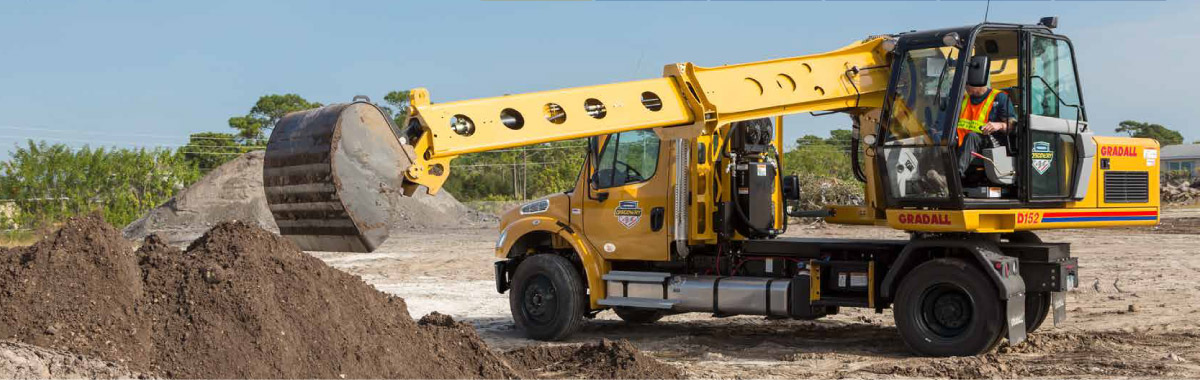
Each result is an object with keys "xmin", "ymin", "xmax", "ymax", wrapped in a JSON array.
[
  {"xmin": 0, "ymin": 135, "xmax": 265, "ymax": 149},
  {"xmin": 0, "ymin": 126, "xmax": 247, "ymax": 141}
]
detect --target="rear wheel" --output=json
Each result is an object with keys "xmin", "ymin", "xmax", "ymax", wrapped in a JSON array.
[
  {"xmin": 614, "ymin": 307, "xmax": 665, "ymax": 324},
  {"xmin": 894, "ymin": 258, "xmax": 1005, "ymax": 356},
  {"xmin": 510, "ymin": 254, "xmax": 586, "ymax": 341},
  {"xmin": 1025, "ymin": 291, "xmax": 1052, "ymax": 333}
]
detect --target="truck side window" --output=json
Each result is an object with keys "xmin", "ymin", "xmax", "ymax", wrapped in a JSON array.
[
  {"xmin": 1030, "ymin": 37, "xmax": 1081, "ymax": 119},
  {"xmin": 593, "ymin": 130, "xmax": 660, "ymax": 189}
]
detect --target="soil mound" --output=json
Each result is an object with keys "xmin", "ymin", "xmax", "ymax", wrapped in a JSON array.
[
  {"xmin": 504, "ymin": 339, "xmax": 683, "ymax": 379},
  {"xmin": 0, "ymin": 214, "xmax": 151, "ymax": 364},
  {"xmin": 123, "ymin": 151, "xmax": 490, "ymax": 247},
  {"xmin": 2, "ymin": 215, "xmax": 520, "ymax": 378}
]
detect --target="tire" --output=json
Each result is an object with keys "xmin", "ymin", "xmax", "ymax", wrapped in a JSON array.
[
  {"xmin": 509, "ymin": 254, "xmax": 586, "ymax": 341},
  {"xmin": 614, "ymin": 307, "xmax": 665, "ymax": 324},
  {"xmin": 894, "ymin": 258, "xmax": 1005, "ymax": 356},
  {"xmin": 1025, "ymin": 291, "xmax": 1052, "ymax": 333}
]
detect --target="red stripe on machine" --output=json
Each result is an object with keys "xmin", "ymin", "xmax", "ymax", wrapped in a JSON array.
[{"xmin": 1042, "ymin": 210, "xmax": 1158, "ymax": 218}]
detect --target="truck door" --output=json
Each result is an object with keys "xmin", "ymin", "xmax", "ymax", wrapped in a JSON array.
[
  {"xmin": 1022, "ymin": 32, "xmax": 1089, "ymax": 202},
  {"xmin": 582, "ymin": 129, "xmax": 671, "ymax": 261}
]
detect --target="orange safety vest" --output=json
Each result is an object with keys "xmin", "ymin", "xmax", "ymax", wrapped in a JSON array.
[{"xmin": 956, "ymin": 89, "xmax": 1000, "ymax": 147}]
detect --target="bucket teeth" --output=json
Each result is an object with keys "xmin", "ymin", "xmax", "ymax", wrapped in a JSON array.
[{"xmin": 263, "ymin": 102, "xmax": 409, "ymax": 252}]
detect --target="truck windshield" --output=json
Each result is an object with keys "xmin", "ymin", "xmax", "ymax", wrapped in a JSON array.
[{"xmin": 884, "ymin": 46, "xmax": 960, "ymax": 146}]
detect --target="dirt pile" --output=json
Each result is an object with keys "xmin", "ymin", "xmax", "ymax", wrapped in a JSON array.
[
  {"xmin": 0, "ymin": 341, "xmax": 152, "ymax": 379},
  {"xmin": 504, "ymin": 339, "xmax": 683, "ymax": 379},
  {"xmin": 860, "ymin": 331, "xmax": 1177, "ymax": 378},
  {"xmin": 1, "ymin": 215, "xmax": 520, "ymax": 378},
  {"xmin": 123, "ymin": 151, "xmax": 490, "ymax": 247}
]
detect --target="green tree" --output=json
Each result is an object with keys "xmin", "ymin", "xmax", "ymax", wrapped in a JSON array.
[
  {"xmin": 182, "ymin": 132, "xmax": 251, "ymax": 172},
  {"xmin": 1116, "ymin": 120, "xmax": 1183, "ymax": 146},
  {"xmin": 228, "ymin": 94, "xmax": 323, "ymax": 145},
  {"xmin": 443, "ymin": 140, "xmax": 586, "ymax": 201},
  {"xmin": 0, "ymin": 141, "xmax": 201, "ymax": 228},
  {"xmin": 382, "ymin": 90, "xmax": 411, "ymax": 126},
  {"xmin": 783, "ymin": 129, "xmax": 855, "ymax": 180}
]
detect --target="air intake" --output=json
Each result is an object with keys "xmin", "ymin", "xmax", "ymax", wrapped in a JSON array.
[{"xmin": 1104, "ymin": 171, "xmax": 1149, "ymax": 203}]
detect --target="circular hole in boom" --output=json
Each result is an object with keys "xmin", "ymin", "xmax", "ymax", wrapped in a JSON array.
[
  {"xmin": 543, "ymin": 103, "xmax": 567, "ymax": 124},
  {"xmin": 641, "ymin": 92, "xmax": 663, "ymax": 112},
  {"xmin": 584, "ymin": 98, "xmax": 607, "ymax": 119},
  {"xmin": 450, "ymin": 114, "xmax": 475, "ymax": 136},
  {"xmin": 776, "ymin": 74, "xmax": 796, "ymax": 92},
  {"xmin": 745, "ymin": 78, "xmax": 763, "ymax": 95},
  {"xmin": 500, "ymin": 108, "xmax": 524, "ymax": 130}
]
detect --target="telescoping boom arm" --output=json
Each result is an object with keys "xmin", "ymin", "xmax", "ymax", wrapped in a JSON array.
[{"xmin": 398, "ymin": 37, "xmax": 894, "ymax": 194}]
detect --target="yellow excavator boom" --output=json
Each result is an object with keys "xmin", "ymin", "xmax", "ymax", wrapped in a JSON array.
[{"xmin": 400, "ymin": 37, "xmax": 893, "ymax": 193}]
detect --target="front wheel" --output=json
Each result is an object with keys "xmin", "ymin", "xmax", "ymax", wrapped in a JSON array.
[
  {"xmin": 894, "ymin": 258, "xmax": 1005, "ymax": 356},
  {"xmin": 509, "ymin": 254, "xmax": 586, "ymax": 341}
]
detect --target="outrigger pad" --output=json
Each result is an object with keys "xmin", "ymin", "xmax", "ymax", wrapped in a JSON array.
[{"xmin": 263, "ymin": 102, "xmax": 411, "ymax": 252}]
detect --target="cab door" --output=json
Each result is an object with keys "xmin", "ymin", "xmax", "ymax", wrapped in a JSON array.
[
  {"xmin": 1022, "ymin": 32, "xmax": 1090, "ymax": 202},
  {"xmin": 581, "ymin": 129, "xmax": 671, "ymax": 261}
]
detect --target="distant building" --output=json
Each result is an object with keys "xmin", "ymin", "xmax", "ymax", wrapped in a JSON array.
[{"xmin": 1162, "ymin": 144, "xmax": 1200, "ymax": 176}]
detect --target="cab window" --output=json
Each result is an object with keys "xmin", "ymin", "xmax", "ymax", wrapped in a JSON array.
[
  {"xmin": 1030, "ymin": 36, "xmax": 1082, "ymax": 119},
  {"xmin": 593, "ymin": 130, "xmax": 660, "ymax": 189},
  {"xmin": 883, "ymin": 46, "xmax": 960, "ymax": 145}
]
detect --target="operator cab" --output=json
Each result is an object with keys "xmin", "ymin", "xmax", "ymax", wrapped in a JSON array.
[{"xmin": 875, "ymin": 18, "xmax": 1090, "ymax": 209}]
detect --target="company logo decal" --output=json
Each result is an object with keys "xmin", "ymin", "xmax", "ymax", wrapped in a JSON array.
[
  {"xmin": 1100, "ymin": 145, "xmax": 1138, "ymax": 157},
  {"xmin": 614, "ymin": 200, "xmax": 643, "ymax": 229},
  {"xmin": 1031, "ymin": 141, "xmax": 1054, "ymax": 175},
  {"xmin": 898, "ymin": 213, "xmax": 951, "ymax": 225}
]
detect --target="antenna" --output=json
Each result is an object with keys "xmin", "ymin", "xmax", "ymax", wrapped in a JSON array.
[{"xmin": 983, "ymin": 0, "xmax": 991, "ymax": 23}]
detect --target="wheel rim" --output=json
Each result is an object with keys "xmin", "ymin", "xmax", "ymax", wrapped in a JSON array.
[
  {"xmin": 522, "ymin": 275, "xmax": 558, "ymax": 325},
  {"xmin": 919, "ymin": 283, "xmax": 974, "ymax": 338}
]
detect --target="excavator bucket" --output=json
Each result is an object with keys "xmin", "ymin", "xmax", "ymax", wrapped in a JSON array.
[{"xmin": 263, "ymin": 102, "xmax": 411, "ymax": 252}]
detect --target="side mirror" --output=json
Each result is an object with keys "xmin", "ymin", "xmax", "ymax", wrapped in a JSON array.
[
  {"xmin": 967, "ymin": 56, "xmax": 991, "ymax": 88},
  {"xmin": 781, "ymin": 175, "xmax": 801, "ymax": 201}
]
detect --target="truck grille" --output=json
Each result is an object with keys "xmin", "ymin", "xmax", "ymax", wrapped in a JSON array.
[{"xmin": 1104, "ymin": 171, "xmax": 1149, "ymax": 203}]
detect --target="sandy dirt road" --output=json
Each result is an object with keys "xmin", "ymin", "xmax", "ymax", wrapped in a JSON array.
[{"xmin": 310, "ymin": 209, "xmax": 1200, "ymax": 378}]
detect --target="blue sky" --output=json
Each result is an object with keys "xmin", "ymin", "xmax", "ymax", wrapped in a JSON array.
[{"xmin": 0, "ymin": 0, "xmax": 1195, "ymax": 156}]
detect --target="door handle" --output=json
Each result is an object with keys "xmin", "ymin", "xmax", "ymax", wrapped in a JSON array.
[
  {"xmin": 595, "ymin": 192, "xmax": 609, "ymax": 202},
  {"xmin": 650, "ymin": 207, "xmax": 665, "ymax": 231}
]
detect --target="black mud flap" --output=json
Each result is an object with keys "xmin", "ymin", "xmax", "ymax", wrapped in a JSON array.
[
  {"xmin": 1051, "ymin": 291, "xmax": 1067, "ymax": 326},
  {"xmin": 495, "ymin": 260, "xmax": 511, "ymax": 294},
  {"xmin": 979, "ymin": 247, "xmax": 1027, "ymax": 345},
  {"xmin": 1006, "ymin": 292, "xmax": 1027, "ymax": 345}
]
